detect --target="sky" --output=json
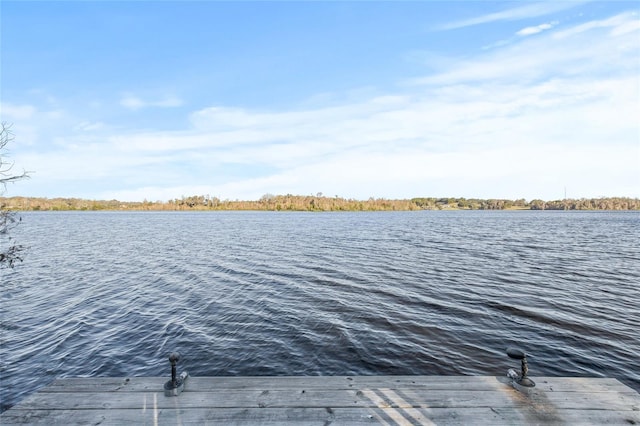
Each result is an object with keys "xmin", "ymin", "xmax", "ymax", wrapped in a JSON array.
[{"xmin": 1, "ymin": 1, "xmax": 639, "ymax": 202}]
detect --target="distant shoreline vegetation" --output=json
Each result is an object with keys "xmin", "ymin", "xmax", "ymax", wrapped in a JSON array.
[{"xmin": 1, "ymin": 195, "xmax": 639, "ymax": 212}]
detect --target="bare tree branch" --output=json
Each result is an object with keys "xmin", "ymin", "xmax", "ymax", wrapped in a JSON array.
[{"xmin": 1, "ymin": 122, "xmax": 30, "ymax": 268}]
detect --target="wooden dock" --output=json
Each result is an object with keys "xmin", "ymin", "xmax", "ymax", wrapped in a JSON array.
[{"xmin": 2, "ymin": 375, "xmax": 639, "ymax": 425}]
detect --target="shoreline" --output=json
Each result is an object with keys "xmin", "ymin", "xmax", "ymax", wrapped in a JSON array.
[{"xmin": 3, "ymin": 195, "xmax": 639, "ymax": 212}]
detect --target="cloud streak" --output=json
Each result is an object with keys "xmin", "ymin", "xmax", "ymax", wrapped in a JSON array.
[
  {"xmin": 438, "ymin": 2, "xmax": 583, "ymax": 30},
  {"xmin": 1, "ymin": 103, "xmax": 37, "ymax": 120},
  {"xmin": 120, "ymin": 94, "xmax": 183, "ymax": 110},
  {"xmin": 516, "ymin": 21, "xmax": 558, "ymax": 36}
]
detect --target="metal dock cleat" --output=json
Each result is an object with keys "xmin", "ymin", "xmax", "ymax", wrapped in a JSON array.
[
  {"xmin": 164, "ymin": 352, "xmax": 189, "ymax": 396},
  {"xmin": 506, "ymin": 347, "xmax": 536, "ymax": 389}
]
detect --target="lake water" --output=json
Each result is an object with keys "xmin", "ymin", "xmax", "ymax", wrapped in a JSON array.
[{"xmin": 1, "ymin": 210, "xmax": 639, "ymax": 411}]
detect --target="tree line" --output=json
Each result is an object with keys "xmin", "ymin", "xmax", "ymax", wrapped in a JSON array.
[{"xmin": 2, "ymin": 194, "xmax": 639, "ymax": 212}]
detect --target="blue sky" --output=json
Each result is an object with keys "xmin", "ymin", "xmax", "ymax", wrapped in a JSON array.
[{"xmin": 1, "ymin": 1, "xmax": 638, "ymax": 202}]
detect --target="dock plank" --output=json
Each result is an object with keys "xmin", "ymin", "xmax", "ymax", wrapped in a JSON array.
[
  {"xmin": 0, "ymin": 407, "xmax": 518, "ymax": 425},
  {"xmin": 2, "ymin": 376, "xmax": 639, "ymax": 425},
  {"xmin": 42, "ymin": 375, "xmax": 635, "ymax": 393},
  {"xmin": 3, "ymin": 406, "xmax": 639, "ymax": 425}
]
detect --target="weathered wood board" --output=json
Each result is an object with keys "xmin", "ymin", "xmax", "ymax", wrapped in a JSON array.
[{"xmin": 2, "ymin": 376, "xmax": 639, "ymax": 425}]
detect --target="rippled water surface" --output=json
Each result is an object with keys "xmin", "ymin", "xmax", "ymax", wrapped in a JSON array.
[{"xmin": 1, "ymin": 210, "xmax": 639, "ymax": 410}]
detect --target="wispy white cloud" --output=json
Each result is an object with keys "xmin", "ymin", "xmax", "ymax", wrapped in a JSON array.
[
  {"xmin": 120, "ymin": 94, "xmax": 183, "ymax": 110},
  {"xmin": 73, "ymin": 121, "xmax": 105, "ymax": 132},
  {"xmin": 0, "ymin": 102, "xmax": 69, "ymax": 148},
  {"xmin": 0, "ymin": 102, "xmax": 37, "ymax": 120},
  {"xmin": 517, "ymin": 21, "xmax": 558, "ymax": 36},
  {"xmin": 553, "ymin": 10, "xmax": 639, "ymax": 39},
  {"xmin": 438, "ymin": 2, "xmax": 583, "ymax": 30},
  {"xmin": 413, "ymin": 11, "xmax": 639, "ymax": 86},
  {"xmin": 120, "ymin": 96, "xmax": 144, "ymax": 110}
]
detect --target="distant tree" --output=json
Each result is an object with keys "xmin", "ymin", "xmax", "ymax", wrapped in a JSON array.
[
  {"xmin": 1, "ymin": 123, "xmax": 30, "ymax": 268},
  {"xmin": 529, "ymin": 199, "xmax": 546, "ymax": 210}
]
